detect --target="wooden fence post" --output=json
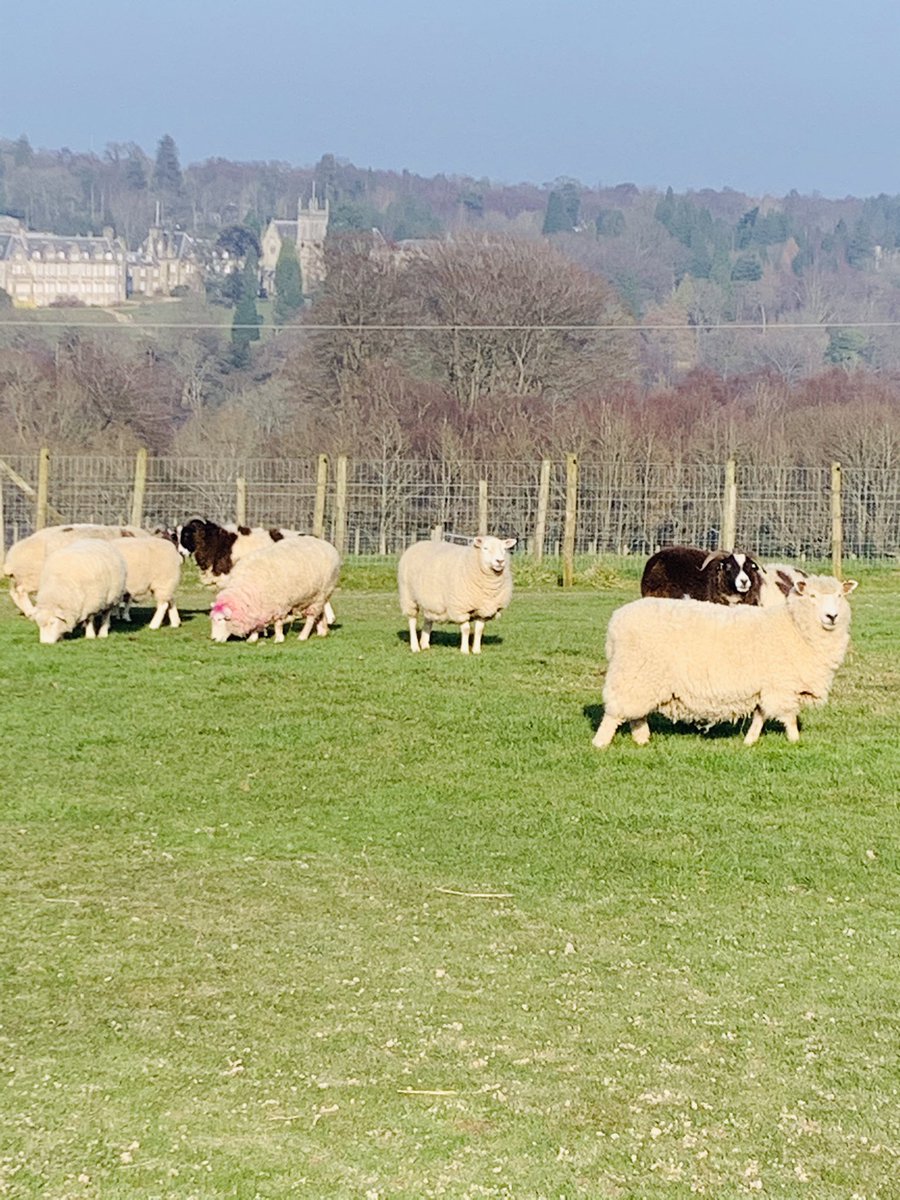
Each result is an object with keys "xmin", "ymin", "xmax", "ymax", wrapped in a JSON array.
[
  {"xmin": 130, "ymin": 447, "xmax": 148, "ymax": 529},
  {"xmin": 831, "ymin": 461, "xmax": 843, "ymax": 578},
  {"xmin": 562, "ymin": 453, "xmax": 578, "ymax": 588},
  {"xmin": 477, "ymin": 479, "xmax": 488, "ymax": 536},
  {"xmin": 333, "ymin": 454, "xmax": 348, "ymax": 556},
  {"xmin": 36, "ymin": 447, "xmax": 50, "ymax": 531},
  {"xmin": 431, "ymin": 524, "xmax": 444, "ymax": 542},
  {"xmin": 313, "ymin": 454, "xmax": 328, "ymax": 539},
  {"xmin": 235, "ymin": 475, "xmax": 247, "ymax": 527},
  {"xmin": 721, "ymin": 457, "xmax": 737, "ymax": 551},
  {"xmin": 533, "ymin": 458, "xmax": 551, "ymax": 563}
]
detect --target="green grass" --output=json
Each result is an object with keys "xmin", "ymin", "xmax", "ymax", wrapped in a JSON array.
[{"xmin": 1, "ymin": 564, "xmax": 898, "ymax": 1199}]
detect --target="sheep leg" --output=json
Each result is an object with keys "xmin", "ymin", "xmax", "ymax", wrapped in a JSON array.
[
  {"xmin": 84, "ymin": 616, "xmax": 96, "ymax": 639},
  {"xmin": 472, "ymin": 618, "xmax": 485, "ymax": 655},
  {"xmin": 782, "ymin": 713, "xmax": 801, "ymax": 743},
  {"xmin": 120, "ymin": 597, "xmax": 132, "ymax": 622},
  {"xmin": 630, "ymin": 718, "xmax": 651, "ymax": 745},
  {"xmin": 273, "ymin": 618, "xmax": 285, "ymax": 643},
  {"xmin": 419, "ymin": 620, "xmax": 432, "ymax": 650},
  {"xmin": 324, "ymin": 601, "xmax": 336, "ymax": 626},
  {"xmin": 148, "ymin": 600, "xmax": 168, "ymax": 630},
  {"xmin": 167, "ymin": 604, "xmax": 181, "ymax": 628},
  {"xmin": 744, "ymin": 708, "xmax": 765, "ymax": 746},
  {"xmin": 298, "ymin": 613, "xmax": 317, "ymax": 641},
  {"xmin": 9, "ymin": 585, "xmax": 35, "ymax": 617},
  {"xmin": 97, "ymin": 609, "xmax": 112, "ymax": 639},
  {"xmin": 408, "ymin": 617, "xmax": 420, "ymax": 652},
  {"xmin": 459, "ymin": 620, "xmax": 471, "ymax": 654},
  {"xmin": 592, "ymin": 713, "xmax": 622, "ymax": 748},
  {"xmin": 247, "ymin": 631, "xmax": 260, "ymax": 643},
  {"xmin": 315, "ymin": 613, "xmax": 329, "ymax": 636}
]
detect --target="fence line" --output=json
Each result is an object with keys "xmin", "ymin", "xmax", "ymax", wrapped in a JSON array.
[{"xmin": 1, "ymin": 450, "xmax": 899, "ymax": 566}]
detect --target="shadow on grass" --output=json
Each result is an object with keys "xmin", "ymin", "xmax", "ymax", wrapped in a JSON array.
[
  {"xmin": 396, "ymin": 628, "xmax": 504, "ymax": 650},
  {"xmin": 582, "ymin": 703, "xmax": 780, "ymax": 743}
]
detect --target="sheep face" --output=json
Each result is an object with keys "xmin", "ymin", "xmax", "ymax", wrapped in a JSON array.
[
  {"xmin": 473, "ymin": 536, "xmax": 517, "ymax": 574},
  {"xmin": 210, "ymin": 601, "xmax": 232, "ymax": 642},
  {"xmin": 794, "ymin": 577, "xmax": 858, "ymax": 630},
  {"xmin": 35, "ymin": 611, "xmax": 70, "ymax": 644},
  {"xmin": 702, "ymin": 551, "xmax": 762, "ymax": 602}
]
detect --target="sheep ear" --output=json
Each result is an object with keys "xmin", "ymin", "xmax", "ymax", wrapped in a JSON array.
[
  {"xmin": 473, "ymin": 536, "xmax": 484, "ymax": 548},
  {"xmin": 842, "ymin": 579, "xmax": 859, "ymax": 595},
  {"xmin": 503, "ymin": 538, "xmax": 517, "ymax": 549},
  {"xmin": 793, "ymin": 579, "xmax": 808, "ymax": 595}
]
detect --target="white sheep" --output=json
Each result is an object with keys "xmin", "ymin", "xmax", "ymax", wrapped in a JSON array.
[
  {"xmin": 592, "ymin": 574, "xmax": 858, "ymax": 748},
  {"xmin": 115, "ymin": 534, "xmax": 183, "ymax": 629},
  {"xmin": 3, "ymin": 524, "xmax": 145, "ymax": 617},
  {"xmin": 209, "ymin": 535, "xmax": 340, "ymax": 643},
  {"xmin": 398, "ymin": 535, "xmax": 517, "ymax": 654},
  {"xmin": 33, "ymin": 539, "xmax": 128, "ymax": 644}
]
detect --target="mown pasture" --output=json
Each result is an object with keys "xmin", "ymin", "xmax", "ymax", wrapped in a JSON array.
[{"xmin": 1, "ymin": 561, "xmax": 898, "ymax": 1199}]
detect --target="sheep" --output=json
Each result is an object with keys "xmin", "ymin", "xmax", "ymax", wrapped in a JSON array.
[
  {"xmin": 759, "ymin": 562, "xmax": 809, "ymax": 606},
  {"xmin": 209, "ymin": 535, "xmax": 340, "ymax": 644},
  {"xmin": 592, "ymin": 573, "xmax": 858, "ymax": 748},
  {"xmin": 398, "ymin": 535, "xmax": 517, "ymax": 654},
  {"xmin": 114, "ymin": 532, "xmax": 183, "ymax": 629},
  {"xmin": 640, "ymin": 545, "xmax": 763, "ymax": 605},
  {"xmin": 3, "ymin": 523, "xmax": 145, "ymax": 618},
  {"xmin": 33, "ymin": 539, "xmax": 128, "ymax": 644},
  {"xmin": 178, "ymin": 517, "xmax": 336, "ymax": 625}
]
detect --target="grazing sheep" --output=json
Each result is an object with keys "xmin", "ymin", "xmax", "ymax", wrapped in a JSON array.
[
  {"xmin": 640, "ymin": 545, "xmax": 763, "ymax": 605},
  {"xmin": 209, "ymin": 535, "xmax": 340, "ymax": 643},
  {"xmin": 759, "ymin": 562, "xmax": 809, "ymax": 606},
  {"xmin": 115, "ymin": 533, "xmax": 183, "ymax": 628},
  {"xmin": 593, "ymin": 574, "xmax": 858, "ymax": 748},
  {"xmin": 33, "ymin": 539, "xmax": 128, "ymax": 644},
  {"xmin": 398, "ymin": 535, "xmax": 517, "ymax": 654},
  {"xmin": 178, "ymin": 517, "xmax": 336, "ymax": 626},
  {"xmin": 3, "ymin": 523, "xmax": 145, "ymax": 617}
]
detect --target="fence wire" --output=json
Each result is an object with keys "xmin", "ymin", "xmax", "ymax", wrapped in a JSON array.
[{"xmin": 1, "ymin": 454, "xmax": 898, "ymax": 561}]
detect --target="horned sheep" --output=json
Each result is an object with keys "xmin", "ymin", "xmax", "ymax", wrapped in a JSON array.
[
  {"xmin": 593, "ymin": 574, "xmax": 858, "ymax": 748},
  {"xmin": 33, "ymin": 539, "xmax": 128, "ymax": 644},
  {"xmin": 640, "ymin": 545, "xmax": 763, "ymax": 605},
  {"xmin": 3, "ymin": 523, "xmax": 144, "ymax": 617},
  {"xmin": 398, "ymin": 535, "xmax": 517, "ymax": 654},
  {"xmin": 759, "ymin": 562, "xmax": 809, "ymax": 607},
  {"xmin": 210, "ymin": 535, "xmax": 340, "ymax": 643}
]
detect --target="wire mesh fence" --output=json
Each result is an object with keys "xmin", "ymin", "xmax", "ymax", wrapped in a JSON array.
[{"xmin": 1, "ymin": 452, "xmax": 898, "ymax": 562}]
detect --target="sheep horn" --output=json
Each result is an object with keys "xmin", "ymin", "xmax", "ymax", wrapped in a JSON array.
[{"xmin": 700, "ymin": 552, "xmax": 722, "ymax": 570}]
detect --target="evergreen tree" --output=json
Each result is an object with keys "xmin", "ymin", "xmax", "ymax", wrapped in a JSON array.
[
  {"xmin": 125, "ymin": 153, "xmax": 148, "ymax": 191},
  {"xmin": 154, "ymin": 134, "xmax": 183, "ymax": 192},
  {"xmin": 231, "ymin": 250, "xmax": 262, "ymax": 366},
  {"xmin": 274, "ymin": 238, "xmax": 304, "ymax": 323},
  {"xmin": 13, "ymin": 134, "xmax": 33, "ymax": 167},
  {"xmin": 542, "ymin": 190, "xmax": 568, "ymax": 234}
]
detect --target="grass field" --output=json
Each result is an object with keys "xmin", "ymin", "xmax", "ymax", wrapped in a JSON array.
[{"xmin": 1, "ymin": 561, "xmax": 898, "ymax": 1199}]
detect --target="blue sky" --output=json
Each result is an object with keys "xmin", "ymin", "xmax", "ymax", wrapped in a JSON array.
[{"xmin": 5, "ymin": 0, "xmax": 900, "ymax": 198}]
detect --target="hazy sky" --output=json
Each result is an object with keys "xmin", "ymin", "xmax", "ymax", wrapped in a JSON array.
[{"xmin": 5, "ymin": 0, "xmax": 900, "ymax": 198}]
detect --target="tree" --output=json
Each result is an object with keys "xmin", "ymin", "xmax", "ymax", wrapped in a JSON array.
[
  {"xmin": 153, "ymin": 134, "xmax": 183, "ymax": 193},
  {"xmin": 13, "ymin": 134, "xmax": 33, "ymax": 167},
  {"xmin": 125, "ymin": 152, "xmax": 148, "ymax": 191},
  {"xmin": 542, "ymin": 181, "xmax": 580, "ymax": 235},
  {"xmin": 231, "ymin": 249, "xmax": 262, "ymax": 367},
  {"xmin": 274, "ymin": 237, "xmax": 304, "ymax": 324}
]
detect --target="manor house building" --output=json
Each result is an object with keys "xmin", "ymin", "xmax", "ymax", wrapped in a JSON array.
[
  {"xmin": 260, "ymin": 192, "xmax": 329, "ymax": 298},
  {"xmin": 0, "ymin": 218, "xmax": 126, "ymax": 307}
]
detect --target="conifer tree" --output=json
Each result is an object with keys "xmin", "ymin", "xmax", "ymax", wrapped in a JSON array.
[
  {"xmin": 274, "ymin": 237, "xmax": 304, "ymax": 324},
  {"xmin": 231, "ymin": 249, "xmax": 262, "ymax": 367}
]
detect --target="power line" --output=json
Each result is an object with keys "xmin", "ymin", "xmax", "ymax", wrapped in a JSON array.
[{"xmin": 0, "ymin": 319, "xmax": 899, "ymax": 332}]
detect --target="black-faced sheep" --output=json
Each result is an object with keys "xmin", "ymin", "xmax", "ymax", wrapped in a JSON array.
[
  {"xmin": 640, "ymin": 545, "xmax": 763, "ymax": 605},
  {"xmin": 398, "ymin": 535, "xmax": 516, "ymax": 654},
  {"xmin": 593, "ymin": 574, "xmax": 858, "ymax": 748}
]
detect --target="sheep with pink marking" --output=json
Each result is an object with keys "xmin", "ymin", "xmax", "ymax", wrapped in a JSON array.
[{"xmin": 209, "ymin": 535, "xmax": 340, "ymax": 644}]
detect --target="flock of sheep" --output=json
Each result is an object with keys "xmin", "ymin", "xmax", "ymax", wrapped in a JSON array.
[{"xmin": 1, "ymin": 522, "xmax": 858, "ymax": 747}]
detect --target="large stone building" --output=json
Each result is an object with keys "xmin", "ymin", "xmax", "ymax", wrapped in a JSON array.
[
  {"xmin": 126, "ymin": 226, "xmax": 202, "ymax": 297},
  {"xmin": 0, "ymin": 218, "xmax": 127, "ymax": 307},
  {"xmin": 260, "ymin": 192, "xmax": 329, "ymax": 298}
]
